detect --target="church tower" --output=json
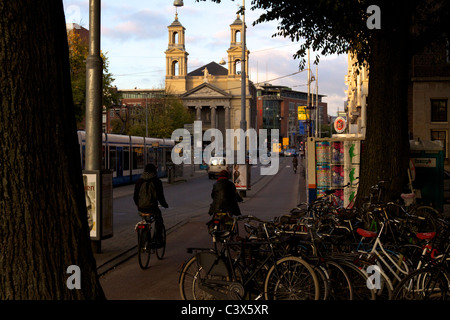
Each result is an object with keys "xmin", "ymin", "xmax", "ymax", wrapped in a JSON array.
[
  {"xmin": 165, "ymin": 12, "xmax": 188, "ymax": 92},
  {"xmin": 227, "ymin": 14, "xmax": 249, "ymax": 77}
]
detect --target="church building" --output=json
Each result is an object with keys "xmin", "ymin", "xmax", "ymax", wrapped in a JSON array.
[{"xmin": 164, "ymin": 12, "xmax": 257, "ymax": 141}]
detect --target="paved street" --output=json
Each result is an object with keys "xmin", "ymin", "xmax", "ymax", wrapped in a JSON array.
[{"xmin": 95, "ymin": 157, "xmax": 305, "ymax": 299}]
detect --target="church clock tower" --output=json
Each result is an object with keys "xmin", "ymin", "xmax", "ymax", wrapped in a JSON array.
[
  {"xmin": 227, "ymin": 14, "xmax": 249, "ymax": 77},
  {"xmin": 165, "ymin": 13, "xmax": 188, "ymax": 92}
]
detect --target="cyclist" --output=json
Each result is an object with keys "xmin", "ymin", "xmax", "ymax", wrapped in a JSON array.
[
  {"xmin": 134, "ymin": 163, "xmax": 168, "ymax": 247},
  {"xmin": 208, "ymin": 170, "xmax": 242, "ymax": 216},
  {"xmin": 292, "ymin": 156, "xmax": 298, "ymax": 173}
]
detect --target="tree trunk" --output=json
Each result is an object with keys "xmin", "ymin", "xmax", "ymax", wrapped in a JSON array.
[
  {"xmin": 0, "ymin": 1, "xmax": 105, "ymax": 299},
  {"xmin": 356, "ymin": 2, "xmax": 412, "ymax": 205}
]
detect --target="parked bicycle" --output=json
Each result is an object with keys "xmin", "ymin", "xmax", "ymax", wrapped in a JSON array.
[
  {"xmin": 178, "ymin": 214, "xmax": 320, "ymax": 300},
  {"xmin": 135, "ymin": 213, "xmax": 166, "ymax": 269}
]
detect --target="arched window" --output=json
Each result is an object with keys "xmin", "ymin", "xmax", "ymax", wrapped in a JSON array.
[
  {"xmin": 172, "ymin": 60, "xmax": 179, "ymax": 76},
  {"xmin": 234, "ymin": 59, "xmax": 241, "ymax": 75},
  {"xmin": 172, "ymin": 31, "xmax": 179, "ymax": 44},
  {"xmin": 235, "ymin": 30, "xmax": 241, "ymax": 43}
]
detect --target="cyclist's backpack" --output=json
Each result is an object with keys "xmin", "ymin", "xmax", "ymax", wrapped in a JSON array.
[{"xmin": 138, "ymin": 179, "xmax": 157, "ymax": 208}]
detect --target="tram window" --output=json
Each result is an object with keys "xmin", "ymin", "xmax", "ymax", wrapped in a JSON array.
[
  {"xmin": 147, "ymin": 148, "xmax": 156, "ymax": 165},
  {"xmin": 133, "ymin": 147, "xmax": 144, "ymax": 170},
  {"xmin": 123, "ymin": 147, "xmax": 130, "ymax": 171},
  {"xmin": 109, "ymin": 147, "xmax": 117, "ymax": 172}
]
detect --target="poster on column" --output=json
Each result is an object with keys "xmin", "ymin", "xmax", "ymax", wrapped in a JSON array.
[
  {"xmin": 232, "ymin": 164, "xmax": 249, "ymax": 190},
  {"xmin": 83, "ymin": 172, "xmax": 99, "ymax": 239}
]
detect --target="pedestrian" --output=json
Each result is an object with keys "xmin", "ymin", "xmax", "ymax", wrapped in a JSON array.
[
  {"xmin": 134, "ymin": 163, "xmax": 168, "ymax": 246},
  {"xmin": 292, "ymin": 156, "xmax": 298, "ymax": 173}
]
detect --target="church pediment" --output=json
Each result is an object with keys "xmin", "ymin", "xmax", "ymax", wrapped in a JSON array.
[
  {"xmin": 227, "ymin": 46, "xmax": 249, "ymax": 54},
  {"xmin": 165, "ymin": 47, "xmax": 187, "ymax": 54},
  {"xmin": 181, "ymin": 83, "xmax": 232, "ymax": 99}
]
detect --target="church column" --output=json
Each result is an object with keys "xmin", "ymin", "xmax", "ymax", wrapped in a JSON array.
[
  {"xmin": 224, "ymin": 105, "xmax": 231, "ymax": 131},
  {"xmin": 222, "ymin": 105, "xmax": 229, "ymax": 152},
  {"xmin": 210, "ymin": 106, "xmax": 217, "ymax": 129},
  {"xmin": 195, "ymin": 106, "xmax": 202, "ymax": 121},
  {"xmin": 246, "ymin": 104, "xmax": 251, "ymax": 130}
]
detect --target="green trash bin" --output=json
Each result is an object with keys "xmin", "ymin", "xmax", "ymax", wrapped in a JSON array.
[{"xmin": 410, "ymin": 140, "xmax": 444, "ymax": 210}]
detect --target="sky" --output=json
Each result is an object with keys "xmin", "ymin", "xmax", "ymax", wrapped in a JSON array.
[{"xmin": 63, "ymin": 0, "xmax": 349, "ymax": 116}]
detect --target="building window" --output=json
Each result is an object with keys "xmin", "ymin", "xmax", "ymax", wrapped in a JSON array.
[
  {"xmin": 235, "ymin": 30, "xmax": 241, "ymax": 43},
  {"xmin": 173, "ymin": 31, "xmax": 179, "ymax": 44},
  {"xmin": 431, "ymin": 99, "xmax": 447, "ymax": 122},
  {"xmin": 235, "ymin": 59, "xmax": 241, "ymax": 75},
  {"xmin": 172, "ymin": 60, "xmax": 179, "ymax": 76},
  {"xmin": 262, "ymin": 100, "xmax": 281, "ymax": 130},
  {"xmin": 431, "ymin": 130, "xmax": 447, "ymax": 159}
]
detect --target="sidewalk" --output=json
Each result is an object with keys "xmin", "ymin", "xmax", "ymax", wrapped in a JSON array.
[{"xmin": 94, "ymin": 165, "xmax": 208, "ymax": 275}]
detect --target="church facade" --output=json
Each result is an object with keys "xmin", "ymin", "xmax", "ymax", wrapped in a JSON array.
[{"xmin": 164, "ymin": 13, "xmax": 257, "ymax": 140}]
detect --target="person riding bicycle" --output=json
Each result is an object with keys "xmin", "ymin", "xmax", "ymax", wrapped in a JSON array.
[
  {"xmin": 209, "ymin": 170, "xmax": 242, "ymax": 216},
  {"xmin": 134, "ymin": 163, "xmax": 168, "ymax": 247},
  {"xmin": 208, "ymin": 170, "xmax": 242, "ymax": 233}
]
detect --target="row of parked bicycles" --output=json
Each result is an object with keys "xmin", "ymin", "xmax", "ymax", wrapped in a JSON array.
[{"xmin": 178, "ymin": 180, "xmax": 449, "ymax": 300}]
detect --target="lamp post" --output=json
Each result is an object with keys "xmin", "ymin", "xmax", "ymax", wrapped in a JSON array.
[
  {"xmin": 240, "ymin": 0, "xmax": 247, "ymax": 134},
  {"xmin": 85, "ymin": 0, "xmax": 102, "ymax": 172}
]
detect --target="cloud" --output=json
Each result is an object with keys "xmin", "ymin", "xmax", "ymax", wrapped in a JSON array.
[{"xmin": 102, "ymin": 8, "xmax": 168, "ymax": 41}]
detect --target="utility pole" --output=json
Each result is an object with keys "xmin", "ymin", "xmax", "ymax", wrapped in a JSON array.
[
  {"xmin": 239, "ymin": 0, "xmax": 250, "ymax": 198},
  {"xmin": 307, "ymin": 48, "xmax": 311, "ymax": 137},
  {"xmin": 85, "ymin": 0, "xmax": 102, "ymax": 172},
  {"xmin": 240, "ymin": 0, "xmax": 247, "ymax": 134},
  {"xmin": 316, "ymin": 65, "xmax": 321, "ymax": 138},
  {"xmin": 315, "ymin": 64, "xmax": 319, "ymax": 137},
  {"xmin": 85, "ymin": 0, "xmax": 108, "ymax": 253}
]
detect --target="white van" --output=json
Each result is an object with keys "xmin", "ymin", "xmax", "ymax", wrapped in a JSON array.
[{"xmin": 207, "ymin": 157, "xmax": 230, "ymax": 179}]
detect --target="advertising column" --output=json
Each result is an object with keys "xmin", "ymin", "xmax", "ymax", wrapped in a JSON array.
[{"xmin": 83, "ymin": 170, "xmax": 113, "ymax": 242}]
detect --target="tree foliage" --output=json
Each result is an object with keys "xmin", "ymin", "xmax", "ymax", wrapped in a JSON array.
[
  {"xmin": 67, "ymin": 29, "xmax": 120, "ymax": 125},
  {"xmin": 113, "ymin": 94, "xmax": 194, "ymax": 138}
]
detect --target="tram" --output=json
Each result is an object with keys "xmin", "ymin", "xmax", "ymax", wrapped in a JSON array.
[{"xmin": 77, "ymin": 131, "xmax": 175, "ymax": 186}]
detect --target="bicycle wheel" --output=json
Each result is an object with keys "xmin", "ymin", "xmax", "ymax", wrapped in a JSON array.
[
  {"xmin": 392, "ymin": 268, "xmax": 450, "ymax": 300},
  {"xmin": 179, "ymin": 254, "xmax": 232, "ymax": 300},
  {"xmin": 353, "ymin": 258, "xmax": 394, "ymax": 300},
  {"xmin": 179, "ymin": 255, "xmax": 208, "ymax": 300},
  {"xmin": 155, "ymin": 224, "xmax": 166, "ymax": 260},
  {"xmin": 339, "ymin": 260, "xmax": 376, "ymax": 300},
  {"xmin": 324, "ymin": 260, "xmax": 353, "ymax": 300},
  {"xmin": 409, "ymin": 205, "xmax": 439, "ymax": 234},
  {"xmin": 137, "ymin": 227, "xmax": 151, "ymax": 269},
  {"xmin": 313, "ymin": 265, "xmax": 330, "ymax": 300},
  {"xmin": 264, "ymin": 256, "xmax": 319, "ymax": 300}
]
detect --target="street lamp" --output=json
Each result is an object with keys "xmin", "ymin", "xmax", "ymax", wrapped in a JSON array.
[
  {"xmin": 240, "ymin": 0, "xmax": 246, "ymax": 133},
  {"xmin": 174, "ymin": 0, "xmax": 184, "ymax": 16}
]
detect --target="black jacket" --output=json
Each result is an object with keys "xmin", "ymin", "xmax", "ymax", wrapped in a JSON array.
[
  {"xmin": 134, "ymin": 171, "xmax": 168, "ymax": 213},
  {"xmin": 208, "ymin": 177, "xmax": 242, "ymax": 216}
]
